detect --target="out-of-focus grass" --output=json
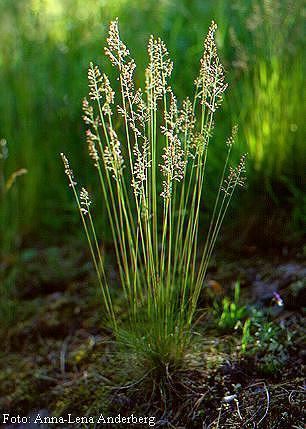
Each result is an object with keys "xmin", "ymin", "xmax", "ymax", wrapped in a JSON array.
[
  {"xmin": 239, "ymin": 59, "xmax": 303, "ymax": 179},
  {"xmin": 0, "ymin": 0, "xmax": 304, "ymax": 249},
  {"xmin": 230, "ymin": 0, "xmax": 305, "ymax": 185}
]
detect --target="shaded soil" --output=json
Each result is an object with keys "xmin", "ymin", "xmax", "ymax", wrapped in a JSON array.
[{"xmin": 0, "ymin": 243, "xmax": 305, "ymax": 428}]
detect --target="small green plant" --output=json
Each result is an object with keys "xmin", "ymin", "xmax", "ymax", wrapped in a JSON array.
[
  {"xmin": 215, "ymin": 282, "xmax": 247, "ymax": 331},
  {"xmin": 62, "ymin": 20, "xmax": 246, "ymax": 373},
  {"xmin": 240, "ymin": 310, "xmax": 292, "ymax": 374}
]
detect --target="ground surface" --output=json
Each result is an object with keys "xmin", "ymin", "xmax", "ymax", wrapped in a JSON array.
[{"xmin": 0, "ymin": 242, "xmax": 305, "ymax": 428}]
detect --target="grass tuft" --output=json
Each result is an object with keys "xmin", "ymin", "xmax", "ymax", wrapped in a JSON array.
[{"xmin": 62, "ymin": 19, "xmax": 246, "ymax": 374}]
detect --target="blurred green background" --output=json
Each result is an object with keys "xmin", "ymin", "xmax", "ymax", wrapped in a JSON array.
[{"xmin": 0, "ymin": 0, "xmax": 305, "ymax": 258}]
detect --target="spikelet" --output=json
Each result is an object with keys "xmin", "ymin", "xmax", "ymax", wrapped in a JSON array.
[
  {"xmin": 195, "ymin": 21, "xmax": 227, "ymax": 111},
  {"xmin": 101, "ymin": 74, "xmax": 115, "ymax": 115},
  {"xmin": 80, "ymin": 187, "xmax": 91, "ymax": 215},
  {"xmin": 177, "ymin": 98, "xmax": 195, "ymax": 159},
  {"xmin": 88, "ymin": 63, "xmax": 103, "ymax": 101},
  {"xmin": 82, "ymin": 98, "xmax": 94, "ymax": 126},
  {"xmin": 117, "ymin": 81, "xmax": 151, "ymax": 196},
  {"xmin": 105, "ymin": 18, "xmax": 129, "ymax": 68},
  {"xmin": 132, "ymin": 136, "xmax": 150, "ymax": 197},
  {"xmin": 146, "ymin": 36, "xmax": 173, "ymax": 105},
  {"xmin": 226, "ymin": 125, "xmax": 238, "ymax": 148},
  {"xmin": 191, "ymin": 132, "xmax": 206, "ymax": 158},
  {"xmin": 178, "ymin": 98, "xmax": 195, "ymax": 135},
  {"xmin": 123, "ymin": 88, "xmax": 151, "ymax": 196},
  {"xmin": 118, "ymin": 88, "xmax": 149, "ymax": 139},
  {"xmin": 160, "ymin": 133, "xmax": 186, "ymax": 199},
  {"xmin": 222, "ymin": 154, "xmax": 247, "ymax": 196},
  {"xmin": 61, "ymin": 153, "xmax": 77, "ymax": 187},
  {"xmin": 83, "ymin": 97, "xmax": 101, "ymax": 130},
  {"xmin": 159, "ymin": 89, "xmax": 188, "ymax": 199},
  {"xmin": 121, "ymin": 59, "xmax": 136, "ymax": 100},
  {"xmin": 86, "ymin": 130, "xmax": 100, "ymax": 167},
  {"xmin": 88, "ymin": 63, "xmax": 114, "ymax": 115},
  {"xmin": 103, "ymin": 128, "xmax": 124, "ymax": 180},
  {"xmin": 189, "ymin": 122, "xmax": 214, "ymax": 159},
  {"xmin": 132, "ymin": 88, "xmax": 149, "ymax": 132},
  {"xmin": 164, "ymin": 89, "xmax": 178, "ymax": 131}
]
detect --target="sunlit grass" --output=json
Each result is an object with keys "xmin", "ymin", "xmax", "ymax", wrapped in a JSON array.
[
  {"xmin": 63, "ymin": 19, "xmax": 246, "ymax": 374},
  {"xmin": 235, "ymin": 56, "xmax": 304, "ymax": 184}
]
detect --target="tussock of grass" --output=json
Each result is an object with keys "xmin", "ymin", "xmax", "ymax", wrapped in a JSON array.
[{"xmin": 62, "ymin": 19, "xmax": 246, "ymax": 373}]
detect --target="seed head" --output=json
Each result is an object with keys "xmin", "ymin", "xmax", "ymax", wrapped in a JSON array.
[
  {"xmin": 195, "ymin": 21, "xmax": 227, "ymax": 111},
  {"xmin": 179, "ymin": 98, "xmax": 195, "ymax": 135},
  {"xmin": 61, "ymin": 153, "xmax": 76, "ymax": 187},
  {"xmin": 226, "ymin": 125, "xmax": 238, "ymax": 148},
  {"xmin": 146, "ymin": 36, "xmax": 173, "ymax": 104},
  {"xmin": 165, "ymin": 90, "xmax": 178, "ymax": 130},
  {"xmin": 222, "ymin": 154, "xmax": 247, "ymax": 196},
  {"xmin": 118, "ymin": 88, "xmax": 149, "ymax": 139},
  {"xmin": 132, "ymin": 136, "xmax": 151, "ymax": 197},
  {"xmin": 82, "ymin": 98, "xmax": 95, "ymax": 125},
  {"xmin": 103, "ymin": 128, "xmax": 124, "ymax": 180},
  {"xmin": 86, "ymin": 130, "xmax": 100, "ymax": 167},
  {"xmin": 177, "ymin": 98, "xmax": 196, "ymax": 159},
  {"xmin": 121, "ymin": 59, "xmax": 136, "ymax": 100},
  {"xmin": 160, "ymin": 132, "xmax": 186, "ymax": 199},
  {"xmin": 88, "ymin": 63, "xmax": 115, "ymax": 115},
  {"xmin": 80, "ymin": 187, "xmax": 91, "ymax": 215},
  {"xmin": 190, "ymin": 123, "xmax": 214, "ymax": 158},
  {"xmin": 105, "ymin": 18, "xmax": 130, "ymax": 68}
]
